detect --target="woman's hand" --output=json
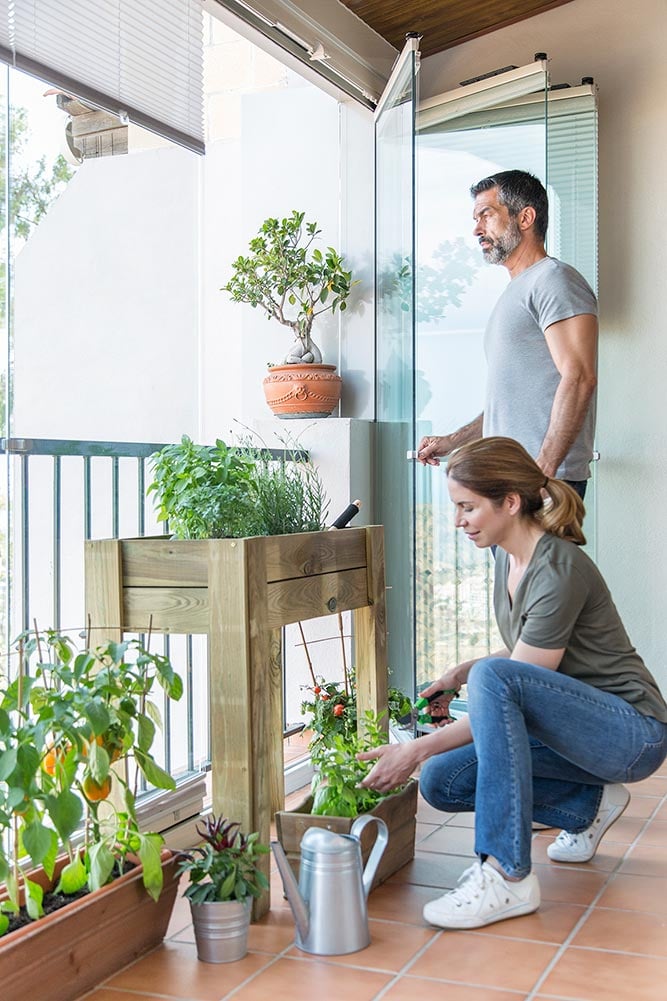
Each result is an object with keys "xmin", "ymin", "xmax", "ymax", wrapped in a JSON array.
[
  {"xmin": 357, "ymin": 743, "xmax": 419, "ymax": 794},
  {"xmin": 419, "ymin": 668, "xmax": 463, "ymax": 701}
]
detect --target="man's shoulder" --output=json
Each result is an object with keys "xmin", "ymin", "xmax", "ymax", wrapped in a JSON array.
[{"xmin": 526, "ymin": 257, "xmax": 594, "ymax": 292}]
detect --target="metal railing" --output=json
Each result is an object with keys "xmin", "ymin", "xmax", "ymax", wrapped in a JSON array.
[{"xmin": 0, "ymin": 436, "xmax": 308, "ymax": 786}]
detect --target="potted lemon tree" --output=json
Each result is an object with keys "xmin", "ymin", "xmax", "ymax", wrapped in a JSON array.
[
  {"xmin": 0, "ymin": 629, "xmax": 183, "ymax": 1001},
  {"xmin": 223, "ymin": 210, "xmax": 357, "ymax": 417}
]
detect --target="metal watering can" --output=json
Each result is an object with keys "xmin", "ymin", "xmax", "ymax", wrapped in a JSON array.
[{"xmin": 271, "ymin": 814, "xmax": 388, "ymax": 955}]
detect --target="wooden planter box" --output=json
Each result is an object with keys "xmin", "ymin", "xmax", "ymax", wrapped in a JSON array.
[
  {"xmin": 275, "ymin": 780, "xmax": 418, "ymax": 890},
  {"xmin": 85, "ymin": 527, "xmax": 388, "ymax": 918},
  {"xmin": 0, "ymin": 851, "xmax": 180, "ymax": 1001}
]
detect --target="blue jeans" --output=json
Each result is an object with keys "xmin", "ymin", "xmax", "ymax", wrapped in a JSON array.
[{"xmin": 419, "ymin": 658, "xmax": 667, "ymax": 879}]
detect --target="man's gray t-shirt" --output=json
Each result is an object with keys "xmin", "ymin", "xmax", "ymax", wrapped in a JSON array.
[
  {"xmin": 494, "ymin": 534, "xmax": 667, "ymax": 723},
  {"xmin": 483, "ymin": 257, "xmax": 598, "ymax": 481}
]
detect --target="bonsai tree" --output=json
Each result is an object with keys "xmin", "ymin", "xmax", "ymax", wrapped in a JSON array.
[{"xmin": 222, "ymin": 210, "xmax": 356, "ymax": 366}]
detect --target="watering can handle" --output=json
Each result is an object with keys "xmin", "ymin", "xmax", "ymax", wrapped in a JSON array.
[{"xmin": 350, "ymin": 814, "xmax": 389, "ymax": 898}]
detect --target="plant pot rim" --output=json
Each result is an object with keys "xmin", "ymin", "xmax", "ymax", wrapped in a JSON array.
[{"xmin": 266, "ymin": 362, "xmax": 338, "ymax": 372}]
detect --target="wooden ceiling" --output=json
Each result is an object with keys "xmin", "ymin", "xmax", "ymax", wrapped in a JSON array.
[{"xmin": 337, "ymin": 0, "xmax": 575, "ymax": 59}]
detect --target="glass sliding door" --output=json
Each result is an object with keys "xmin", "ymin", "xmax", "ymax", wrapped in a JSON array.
[
  {"xmin": 374, "ymin": 36, "xmax": 419, "ymax": 698},
  {"xmin": 413, "ymin": 63, "xmax": 549, "ymax": 692}
]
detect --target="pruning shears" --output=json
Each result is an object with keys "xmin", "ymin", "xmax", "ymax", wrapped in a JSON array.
[{"xmin": 396, "ymin": 688, "xmax": 460, "ymax": 727}]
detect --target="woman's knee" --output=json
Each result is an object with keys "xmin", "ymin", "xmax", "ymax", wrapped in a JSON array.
[{"xmin": 419, "ymin": 753, "xmax": 477, "ymax": 811}]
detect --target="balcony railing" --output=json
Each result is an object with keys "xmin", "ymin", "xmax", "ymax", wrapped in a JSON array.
[{"xmin": 0, "ymin": 436, "xmax": 309, "ymax": 794}]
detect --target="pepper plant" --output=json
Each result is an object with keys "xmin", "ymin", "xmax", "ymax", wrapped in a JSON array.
[
  {"xmin": 177, "ymin": 813, "xmax": 269, "ymax": 904},
  {"xmin": 0, "ymin": 630, "xmax": 183, "ymax": 936}
]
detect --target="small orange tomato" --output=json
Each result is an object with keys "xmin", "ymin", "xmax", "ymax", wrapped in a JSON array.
[
  {"xmin": 333, "ymin": 704, "xmax": 344, "ymax": 717},
  {"xmin": 83, "ymin": 775, "xmax": 112, "ymax": 801},
  {"xmin": 313, "ymin": 686, "xmax": 322, "ymax": 694}
]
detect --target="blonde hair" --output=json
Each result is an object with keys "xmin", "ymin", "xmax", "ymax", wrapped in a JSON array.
[{"xmin": 446, "ymin": 437, "xmax": 586, "ymax": 545}]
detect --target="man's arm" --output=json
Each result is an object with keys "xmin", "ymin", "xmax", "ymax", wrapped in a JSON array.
[
  {"xmin": 417, "ymin": 413, "xmax": 484, "ymax": 465},
  {"xmin": 537, "ymin": 314, "xmax": 598, "ymax": 477}
]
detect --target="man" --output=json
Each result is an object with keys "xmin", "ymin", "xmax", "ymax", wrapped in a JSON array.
[{"xmin": 418, "ymin": 170, "xmax": 598, "ymax": 497}]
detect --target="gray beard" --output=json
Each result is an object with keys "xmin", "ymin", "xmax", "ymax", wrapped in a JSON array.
[{"xmin": 481, "ymin": 220, "xmax": 522, "ymax": 264}]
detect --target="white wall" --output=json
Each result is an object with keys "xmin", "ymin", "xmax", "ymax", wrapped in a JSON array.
[
  {"xmin": 14, "ymin": 146, "xmax": 201, "ymax": 443},
  {"xmin": 421, "ymin": 0, "xmax": 667, "ymax": 689}
]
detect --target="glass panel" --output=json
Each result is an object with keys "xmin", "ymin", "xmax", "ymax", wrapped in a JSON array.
[
  {"xmin": 414, "ymin": 82, "xmax": 548, "ymax": 692},
  {"xmin": 546, "ymin": 94, "xmax": 599, "ymax": 557},
  {"xmin": 375, "ymin": 45, "xmax": 417, "ymax": 698}
]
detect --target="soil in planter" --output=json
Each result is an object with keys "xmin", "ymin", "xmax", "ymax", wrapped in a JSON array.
[{"xmin": 4, "ymin": 860, "xmax": 136, "ymax": 936}]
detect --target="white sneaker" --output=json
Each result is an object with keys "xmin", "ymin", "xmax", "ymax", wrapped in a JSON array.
[
  {"xmin": 423, "ymin": 861, "xmax": 540, "ymax": 930},
  {"xmin": 547, "ymin": 784, "xmax": 630, "ymax": 863}
]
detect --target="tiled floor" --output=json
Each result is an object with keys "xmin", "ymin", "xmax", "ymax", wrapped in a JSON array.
[{"xmin": 79, "ymin": 762, "xmax": 667, "ymax": 1001}]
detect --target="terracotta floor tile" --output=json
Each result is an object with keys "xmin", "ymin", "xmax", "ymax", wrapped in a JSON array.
[
  {"xmin": 229, "ymin": 955, "xmax": 392, "ymax": 1000},
  {"xmin": 597, "ymin": 873, "xmax": 667, "ymax": 914},
  {"xmin": 415, "ymin": 821, "xmax": 439, "ymax": 843},
  {"xmin": 637, "ymin": 818, "xmax": 667, "ymax": 846},
  {"xmin": 540, "ymin": 947, "xmax": 667, "ymax": 1001},
  {"xmin": 624, "ymin": 795, "xmax": 662, "ymax": 819},
  {"xmin": 383, "ymin": 979, "xmax": 529, "ymax": 1000},
  {"xmin": 531, "ymin": 833, "xmax": 626, "ymax": 870},
  {"xmin": 572, "ymin": 905, "xmax": 667, "ymax": 955},
  {"xmin": 386, "ymin": 851, "xmax": 469, "ymax": 889},
  {"xmin": 467, "ymin": 901, "xmax": 587, "ymax": 944},
  {"xmin": 418, "ymin": 824, "xmax": 476, "ymax": 855},
  {"xmin": 285, "ymin": 919, "xmax": 435, "ymax": 972},
  {"xmin": 415, "ymin": 797, "xmax": 456, "ymax": 824},
  {"xmin": 628, "ymin": 775, "xmax": 667, "ymax": 797},
  {"xmin": 531, "ymin": 862, "xmax": 609, "ymax": 904},
  {"xmin": 442, "ymin": 811, "xmax": 476, "ymax": 828},
  {"xmin": 414, "ymin": 930, "xmax": 558, "ymax": 992},
  {"xmin": 81, "ymin": 992, "xmax": 165, "ymax": 1001},
  {"xmin": 618, "ymin": 842, "xmax": 667, "ymax": 878},
  {"xmin": 367, "ymin": 879, "xmax": 439, "ymax": 924},
  {"xmin": 166, "ymin": 887, "xmax": 194, "ymax": 938},
  {"xmin": 103, "ymin": 939, "xmax": 274, "ymax": 999}
]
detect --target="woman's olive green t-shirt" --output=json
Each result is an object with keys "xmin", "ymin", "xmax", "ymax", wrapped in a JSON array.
[{"xmin": 494, "ymin": 533, "xmax": 667, "ymax": 722}]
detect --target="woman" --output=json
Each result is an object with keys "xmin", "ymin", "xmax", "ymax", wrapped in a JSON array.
[{"xmin": 359, "ymin": 437, "xmax": 667, "ymax": 930}]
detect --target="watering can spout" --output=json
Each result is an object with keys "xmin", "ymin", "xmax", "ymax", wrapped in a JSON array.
[{"xmin": 271, "ymin": 841, "xmax": 309, "ymax": 942}]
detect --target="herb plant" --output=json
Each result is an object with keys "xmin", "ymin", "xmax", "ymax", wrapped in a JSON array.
[
  {"xmin": 222, "ymin": 210, "xmax": 356, "ymax": 366},
  {"xmin": 177, "ymin": 814, "xmax": 269, "ymax": 904},
  {"xmin": 148, "ymin": 436, "xmax": 262, "ymax": 540},
  {"xmin": 148, "ymin": 433, "xmax": 329, "ymax": 539}
]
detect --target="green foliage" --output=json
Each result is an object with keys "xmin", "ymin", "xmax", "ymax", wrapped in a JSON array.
[
  {"xmin": 300, "ymin": 675, "xmax": 412, "ymax": 818},
  {"xmin": 0, "ymin": 631, "xmax": 184, "ymax": 933},
  {"xmin": 177, "ymin": 814, "xmax": 269, "ymax": 904},
  {"xmin": 222, "ymin": 210, "xmax": 356, "ymax": 363},
  {"xmin": 238, "ymin": 437, "xmax": 329, "ymax": 536},
  {"xmin": 310, "ymin": 711, "xmax": 401, "ymax": 818},
  {"xmin": 148, "ymin": 436, "xmax": 262, "ymax": 539},
  {"xmin": 148, "ymin": 433, "xmax": 329, "ymax": 539}
]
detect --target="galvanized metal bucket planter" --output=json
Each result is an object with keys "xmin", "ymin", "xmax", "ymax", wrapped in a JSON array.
[{"xmin": 190, "ymin": 897, "xmax": 252, "ymax": 963}]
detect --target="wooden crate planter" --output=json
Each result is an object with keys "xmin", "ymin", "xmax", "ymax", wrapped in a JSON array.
[
  {"xmin": 275, "ymin": 780, "xmax": 418, "ymax": 890},
  {"xmin": 85, "ymin": 527, "xmax": 388, "ymax": 918},
  {"xmin": 0, "ymin": 851, "xmax": 180, "ymax": 1001}
]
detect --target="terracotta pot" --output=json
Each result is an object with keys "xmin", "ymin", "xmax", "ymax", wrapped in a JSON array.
[
  {"xmin": 0, "ymin": 850, "xmax": 180, "ymax": 1001},
  {"xmin": 274, "ymin": 780, "xmax": 418, "ymax": 890},
  {"xmin": 262, "ymin": 363, "xmax": 342, "ymax": 418}
]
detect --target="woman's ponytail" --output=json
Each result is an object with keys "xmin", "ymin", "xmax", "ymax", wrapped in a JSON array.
[{"xmin": 540, "ymin": 478, "xmax": 586, "ymax": 545}]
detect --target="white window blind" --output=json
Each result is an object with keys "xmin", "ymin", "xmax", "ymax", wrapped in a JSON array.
[{"xmin": 5, "ymin": 0, "xmax": 204, "ymax": 153}]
